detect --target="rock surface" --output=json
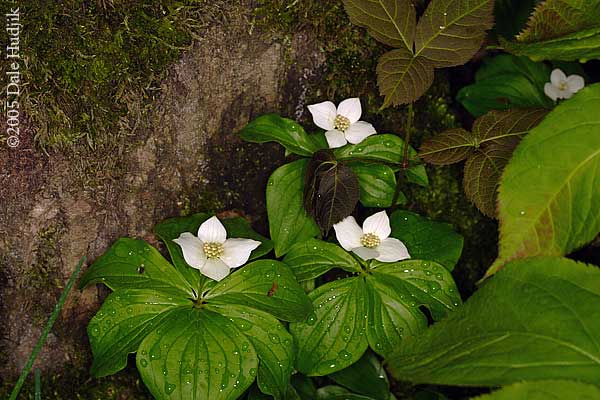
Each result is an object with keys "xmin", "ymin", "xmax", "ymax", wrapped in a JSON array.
[{"xmin": 0, "ymin": 3, "xmax": 323, "ymax": 380}]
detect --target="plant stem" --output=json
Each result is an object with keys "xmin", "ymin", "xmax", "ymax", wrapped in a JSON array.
[
  {"xmin": 9, "ymin": 256, "xmax": 86, "ymax": 400},
  {"xmin": 34, "ymin": 369, "xmax": 41, "ymax": 400},
  {"xmin": 391, "ymin": 103, "xmax": 414, "ymax": 209}
]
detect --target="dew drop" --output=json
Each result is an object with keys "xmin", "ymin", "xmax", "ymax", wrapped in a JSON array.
[
  {"xmin": 520, "ymin": 211, "xmax": 526, "ymax": 215},
  {"xmin": 435, "ymin": 273, "xmax": 443, "ymax": 280},
  {"xmin": 306, "ymin": 312, "xmax": 317, "ymax": 325},
  {"xmin": 164, "ymin": 383, "xmax": 176, "ymax": 395},
  {"xmin": 140, "ymin": 359, "xmax": 148, "ymax": 367},
  {"xmin": 249, "ymin": 368, "xmax": 257, "ymax": 376},
  {"xmin": 439, "ymin": 25, "xmax": 445, "ymax": 29},
  {"xmin": 269, "ymin": 333, "xmax": 280, "ymax": 344},
  {"xmin": 429, "ymin": 281, "xmax": 441, "ymax": 293},
  {"xmin": 338, "ymin": 349, "xmax": 352, "ymax": 360}
]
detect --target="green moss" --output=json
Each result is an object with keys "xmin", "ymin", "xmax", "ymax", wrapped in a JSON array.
[{"xmin": 0, "ymin": 0, "xmax": 225, "ymax": 152}]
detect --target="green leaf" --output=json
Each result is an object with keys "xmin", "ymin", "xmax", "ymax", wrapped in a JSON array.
[
  {"xmin": 238, "ymin": 114, "xmax": 323, "ymax": 157},
  {"xmin": 418, "ymin": 128, "xmax": 477, "ymax": 165},
  {"xmin": 414, "ymin": 0, "xmax": 495, "ymax": 68},
  {"xmin": 154, "ymin": 213, "xmax": 273, "ymax": 290},
  {"xmin": 471, "ymin": 380, "xmax": 600, "ymax": 400},
  {"xmin": 342, "ymin": 0, "xmax": 416, "ymax": 50},
  {"xmin": 87, "ymin": 289, "xmax": 188, "ymax": 377},
  {"xmin": 516, "ymin": 0, "xmax": 600, "ymax": 43},
  {"xmin": 377, "ymin": 48, "xmax": 435, "ymax": 107},
  {"xmin": 291, "ymin": 277, "xmax": 369, "ymax": 376},
  {"xmin": 456, "ymin": 55, "xmax": 553, "ymax": 117},
  {"xmin": 304, "ymin": 151, "xmax": 360, "ymax": 233},
  {"xmin": 389, "ymin": 210, "xmax": 464, "ymax": 270},
  {"xmin": 206, "ymin": 260, "xmax": 313, "ymax": 322},
  {"xmin": 78, "ymin": 238, "xmax": 194, "ymax": 298},
  {"xmin": 387, "ymin": 257, "xmax": 600, "ymax": 386},
  {"xmin": 316, "ymin": 386, "xmax": 375, "ymax": 400},
  {"xmin": 334, "ymin": 134, "xmax": 427, "ymax": 185},
  {"xmin": 137, "ymin": 308, "xmax": 258, "ymax": 400},
  {"xmin": 267, "ymin": 160, "xmax": 320, "ymax": 257},
  {"xmin": 208, "ymin": 304, "xmax": 294, "ymax": 400},
  {"xmin": 348, "ymin": 162, "xmax": 403, "ymax": 208},
  {"xmin": 367, "ymin": 260, "xmax": 461, "ymax": 356},
  {"xmin": 329, "ymin": 351, "xmax": 390, "ymax": 400},
  {"xmin": 283, "ymin": 238, "xmax": 362, "ymax": 282},
  {"xmin": 501, "ymin": 26, "xmax": 600, "ymax": 62},
  {"xmin": 490, "ymin": 84, "xmax": 600, "ymax": 276},
  {"xmin": 334, "ymin": 134, "xmax": 417, "ymax": 165}
]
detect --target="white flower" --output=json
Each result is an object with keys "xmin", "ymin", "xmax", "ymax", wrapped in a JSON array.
[
  {"xmin": 308, "ymin": 97, "xmax": 377, "ymax": 149},
  {"xmin": 544, "ymin": 68, "xmax": 585, "ymax": 101},
  {"xmin": 333, "ymin": 211, "xmax": 410, "ymax": 262},
  {"xmin": 173, "ymin": 216, "xmax": 261, "ymax": 281}
]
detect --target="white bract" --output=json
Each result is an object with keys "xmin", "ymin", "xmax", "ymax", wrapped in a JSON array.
[
  {"xmin": 544, "ymin": 68, "xmax": 584, "ymax": 101},
  {"xmin": 308, "ymin": 97, "xmax": 377, "ymax": 148},
  {"xmin": 333, "ymin": 211, "xmax": 410, "ymax": 262},
  {"xmin": 173, "ymin": 216, "xmax": 260, "ymax": 281}
]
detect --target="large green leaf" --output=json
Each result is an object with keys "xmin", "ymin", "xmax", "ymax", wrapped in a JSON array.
[
  {"xmin": 87, "ymin": 289, "xmax": 188, "ymax": 377},
  {"xmin": 491, "ymin": 84, "xmax": 600, "ymax": 276},
  {"xmin": 471, "ymin": 380, "xmax": 600, "ymax": 400},
  {"xmin": 154, "ymin": 213, "xmax": 273, "ymax": 290},
  {"xmin": 78, "ymin": 238, "xmax": 194, "ymax": 297},
  {"xmin": 457, "ymin": 55, "xmax": 553, "ymax": 117},
  {"xmin": 334, "ymin": 134, "xmax": 417, "ymax": 165},
  {"xmin": 348, "ymin": 162, "xmax": 403, "ymax": 208},
  {"xmin": 283, "ymin": 239, "xmax": 361, "ymax": 282},
  {"xmin": 414, "ymin": 0, "xmax": 495, "ymax": 68},
  {"xmin": 342, "ymin": 0, "xmax": 416, "ymax": 50},
  {"xmin": 502, "ymin": 26, "xmax": 600, "ymax": 62},
  {"xmin": 389, "ymin": 210, "xmax": 464, "ymax": 270},
  {"xmin": 267, "ymin": 160, "xmax": 320, "ymax": 257},
  {"xmin": 334, "ymin": 134, "xmax": 427, "ymax": 186},
  {"xmin": 367, "ymin": 260, "xmax": 461, "ymax": 356},
  {"xmin": 209, "ymin": 304, "xmax": 294, "ymax": 400},
  {"xmin": 206, "ymin": 260, "xmax": 313, "ymax": 322},
  {"xmin": 137, "ymin": 308, "xmax": 258, "ymax": 400},
  {"xmin": 387, "ymin": 257, "xmax": 600, "ymax": 386},
  {"xmin": 291, "ymin": 277, "xmax": 369, "ymax": 376},
  {"xmin": 329, "ymin": 351, "xmax": 390, "ymax": 400},
  {"xmin": 238, "ymin": 114, "xmax": 323, "ymax": 157}
]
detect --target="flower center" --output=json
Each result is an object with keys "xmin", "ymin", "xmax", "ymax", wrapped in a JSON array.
[
  {"xmin": 203, "ymin": 242, "xmax": 224, "ymax": 259},
  {"xmin": 558, "ymin": 81, "xmax": 568, "ymax": 91},
  {"xmin": 360, "ymin": 233, "xmax": 380, "ymax": 249},
  {"xmin": 334, "ymin": 114, "xmax": 351, "ymax": 132}
]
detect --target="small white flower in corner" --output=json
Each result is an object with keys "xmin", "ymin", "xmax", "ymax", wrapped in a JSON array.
[
  {"xmin": 544, "ymin": 68, "xmax": 585, "ymax": 101},
  {"xmin": 333, "ymin": 211, "xmax": 410, "ymax": 262},
  {"xmin": 308, "ymin": 97, "xmax": 377, "ymax": 149},
  {"xmin": 173, "ymin": 216, "xmax": 260, "ymax": 281}
]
